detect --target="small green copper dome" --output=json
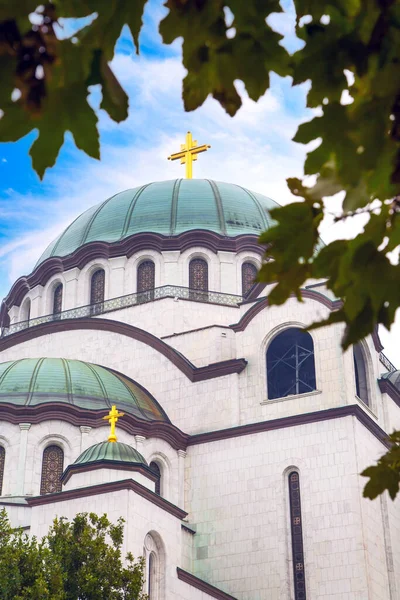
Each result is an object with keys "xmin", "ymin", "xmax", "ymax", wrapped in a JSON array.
[
  {"xmin": 74, "ymin": 441, "xmax": 147, "ymax": 466},
  {"xmin": 36, "ymin": 179, "xmax": 279, "ymax": 266},
  {"xmin": 0, "ymin": 357, "xmax": 168, "ymax": 422}
]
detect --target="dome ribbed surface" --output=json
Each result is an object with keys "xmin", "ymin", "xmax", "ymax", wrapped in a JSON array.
[
  {"xmin": 36, "ymin": 179, "xmax": 278, "ymax": 266},
  {"xmin": 74, "ymin": 441, "xmax": 147, "ymax": 466},
  {"xmin": 0, "ymin": 357, "xmax": 168, "ymax": 421},
  {"xmin": 381, "ymin": 370, "xmax": 400, "ymax": 389}
]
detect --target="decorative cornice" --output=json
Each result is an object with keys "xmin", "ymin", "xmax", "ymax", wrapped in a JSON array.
[
  {"xmin": 187, "ymin": 405, "xmax": 390, "ymax": 449},
  {"xmin": 0, "ymin": 403, "xmax": 189, "ymax": 451},
  {"xmin": 372, "ymin": 326, "xmax": 384, "ymax": 353},
  {"xmin": 61, "ymin": 460, "xmax": 158, "ymax": 485},
  {"xmin": 0, "ymin": 318, "xmax": 247, "ymax": 383},
  {"xmin": 2, "ymin": 231, "xmax": 262, "ymax": 312},
  {"xmin": 177, "ymin": 568, "xmax": 238, "ymax": 600},
  {"xmin": 26, "ymin": 478, "xmax": 188, "ymax": 519},
  {"xmin": 231, "ymin": 290, "xmax": 342, "ymax": 332},
  {"xmin": 378, "ymin": 379, "xmax": 400, "ymax": 408}
]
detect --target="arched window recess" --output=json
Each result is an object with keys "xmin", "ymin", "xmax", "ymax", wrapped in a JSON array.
[
  {"xmin": 53, "ymin": 283, "xmax": 63, "ymax": 319},
  {"xmin": 90, "ymin": 268, "xmax": 105, "ymax": 316},
  {"xmin": 242, "ymin": 262, "xmax": 258, "ymax": 296},
  {"xmin": 40, "ymin": 445, "xmax": 64, "ymax": 495},
  {"xmin": 189, "ymin": 258, "xmax": 208, "ymax": 301},
  {"xmin": 353, "ymin": 343, "xmax": 370, "ymax": 406},
  {"xmin": 267, "ymin": 328, "xmax": 316, "ymax": 400},
  {"xmin": 149, "ymin": 461, "xmax": 161, "ymax": 496},
  {"xmin": 137, "ymin": 260, "xmax": 155, "ymax": 303},
  {"xmin": 0, "ymin": 446, "xmax": 5, "ymax": 495}
]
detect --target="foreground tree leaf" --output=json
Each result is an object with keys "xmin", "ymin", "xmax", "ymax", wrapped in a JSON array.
[{"xmin": 362, "ymin": 432, "xmax": 400, "ymax": 500}]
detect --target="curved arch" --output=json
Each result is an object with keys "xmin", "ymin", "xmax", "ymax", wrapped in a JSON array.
[
  {"xmin": 40, "ymin": 444, "xmax": 64, "ymax": 495},
  {"xmin": 353, "ymin": 341, "xmax": 372, "ymax": 407},
  {"xmin": 19, "ymin": 297, "xmax": 31, "ymax": 323},
  {"xmin": 137, "ymin": 259, "xmax": 155, "ymax": 300},
  {"xmin": 149, "ymin": 461, "xmax": 162, "ymax": 495},
  {"xmin": 266, "ymin": 327, "xmax": 316, "ymax": 400},
  {"xmin": 53, "ymin": 283, "xmax": 63, "ymax": 315},
  {"xmin": 241, "ymin": 261, "xmax": 258, "ymax": 296},
  {"xmin": 144, "ymin": 531, "xmax": 166, "ymax": 600},
  {"xmin": 0, "ymin": 318, "xmax": 247, "ymax": 382},
  {"xmin": 232, "ymin": 289, "xmax": 341, "ymax": 332},
  {"xmin": 147, "ymin": 451, "xmax": 172, "ymax": 499}
]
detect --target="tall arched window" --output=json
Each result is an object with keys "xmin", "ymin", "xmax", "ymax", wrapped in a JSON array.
[
  {"xmin": 0, "ymin": 446, "xmax": 5, "ymax": 495},
  {"xmin": 53, "ymin": 283, "xmax": 63, "ymax": 316},
  {"xmin": 90, "ymin": 269, "xmax": 105, "ymax": 315},
  {"xmin": 267, "ymin": 328, "xmax": 316, "ymax": 400},
  {"xmin": 40, "ymin": 445, "xmax": 64, "ymax": 495},
  {"xmin": 150, "ymin": 461, "xmax": 161, "ymax": 495},
  {"xmin": 288, "ymin": 471, "xmax": 306, "ymax": 600},
  {"xmin": 148, "ymin": 552, "xmax": 156, "ymax": 599},
  {"xmin": 242, "ymin": 262, "xmax": 258, "ymax": 296},
  {"xmin": 189, "ymin": 258, "xmax": 208, "ymax": 300},
  {"xmin": 137, "ymin": 260, "xmax": 155, "ymax": 301},
  {"xmin": 354, "ymin": 343, "xmax": 369, "ymax": 406},
  {"xmin": 21, "ymin": 298, "xmax": 31, "ymax": 324}
]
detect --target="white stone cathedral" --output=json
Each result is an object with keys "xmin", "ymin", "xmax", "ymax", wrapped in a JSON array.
[{"xmin": 0, "ymin": 177, "xmax": 399, "ymax": 600}]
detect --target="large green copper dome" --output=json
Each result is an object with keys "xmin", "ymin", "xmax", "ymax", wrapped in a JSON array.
[
  {"xmin": 37, "ymin": 179, "xmax": 278, "ymax": 266},
  {"xmin": 0, "ymin": 358, "xmax": 168, "ymax": 421}
]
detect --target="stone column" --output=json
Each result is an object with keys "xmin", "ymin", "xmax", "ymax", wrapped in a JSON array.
[
  {"xmin": 64, "ymin": 267, "xmax": 81, "ymax": 310},
  {"xmin": 135, "ymin": 435, "xmax": 146, "ymax": 455},
  {"xmin": 109, "ymin": 257, "xmax": 127, "ymax": 298},
  {"xmin": 16, "ymin": 423, "xmax": 31, "ymax": 496},
  {"xmin": 80, "ymin": 426, "xmax": 92, "ymax": 452},
  {"xmin": 29, "ymin": 286, "xmax": 44, "ymax": 319},
  {"xmin": 178, "ymin": 449, "xmax": 186, "ymax": 507},
  {"xmin": 218, "ymin": 251, "xmax": 236, "ymax": 294},
  {"xmin": 162, "ymin": 251, "xmax": 180, "ymax": 286}
]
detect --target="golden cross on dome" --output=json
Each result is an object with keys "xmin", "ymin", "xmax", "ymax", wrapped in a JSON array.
[
  {"xmin": 103, "ymin": 405, "xmax": 124, "ymax": 443},
  {"xmin": 167, "ymin": 131, "xmax": 211, "ymax": 179}
]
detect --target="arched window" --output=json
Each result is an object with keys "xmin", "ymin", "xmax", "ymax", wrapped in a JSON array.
[
  {"xmin": 288, "ymin": 471, "xmax": 306, "ymax": 600},
  {"xmin": 144, "ymin": 532, "xmax": 165, "ymax": 600},
  {"xmin": 137, "ymin": 260, "xmax": 155, "ymax": 301},
  {"xmin": 40, "ymin": 445, "xmax": 64, "ymax": 495},
  {"xmin": 189, "ymin": 258, "xmax": 208, "ymax": 300},
  {"xmin": 148, "ymin": 551, "xmax": 156, "ymax": 599},
  {"xmin": 267, "ymin": 328, "xmax": 316, "ymax": 400},
  {"xmin": 53, "ymin": 283, "xmax": 63, "ymax": 316},
  {"xmin": 354, "ymin": 343, "xmax": 369, "ymax": 406},
  {"xmin": 0, "ymin": 446, "xmax": 5, "ymax": 495},
  {"xmin": 242, "ymin": 262, "xmax": 258, "ymax": 296},
  {"xmin": 150, "ymin": 461, "xmax": 161, "ymax": 495},
  {"xmin": 21, "ymin": 298, "xmax": 31, "ymax": 324},
  {"xmin": 90, "ymin": 269, "xmax": 105, "ymax": 315}
]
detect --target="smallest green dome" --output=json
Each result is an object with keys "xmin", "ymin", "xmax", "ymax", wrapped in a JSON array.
[{"xmin": 74, "ymin": 441, "xmax": 147, "ymax": 466}]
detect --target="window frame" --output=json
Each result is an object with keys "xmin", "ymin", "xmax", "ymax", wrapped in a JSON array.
[
  {"xmin": 266, "ymin": 326, "xmax": 317, "ymax": 401},
  {"xmin": 40, "ymin": 444, "xmax": 64, "ymax": 495}
]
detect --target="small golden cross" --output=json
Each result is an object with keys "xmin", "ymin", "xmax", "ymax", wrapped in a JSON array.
[
  {"xmin": 167, "ymin": 131, "xmax": 211, "ymax": 179},
  {"xmin": 103, "ymin": 405, "xmax": 125, "ymax": 443}
]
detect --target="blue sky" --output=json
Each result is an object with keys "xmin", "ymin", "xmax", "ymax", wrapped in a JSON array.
[{"xmin": 0, "ymin": 0, "xmax": 398, "ymax": 362}]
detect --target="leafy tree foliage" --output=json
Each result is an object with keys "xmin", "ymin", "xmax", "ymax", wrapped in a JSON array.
[
  {"xmin": 0, "ymin": 509, "xmax": 147, "ymax": 599},
  {"xmin": 1, "ymin": 2, "xmax": 400, "ymax": 499},
  {"xmin": 362, "ymin": 431, "xmax": 400, "ymax": 501}
]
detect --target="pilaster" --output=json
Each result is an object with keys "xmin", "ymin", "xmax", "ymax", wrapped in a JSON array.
[
  {"xmin": 218, "ymin": 251, "xmax": 236, "ymax": 294},
  {"xmin": 178, "ymin": 449, "xmax": 186, "ymax": 508},
  {"xmin": 109, "ymin": 257, "xmax": 127, "ymax": 298},
  {"xmin": 79, "ymin": 426, "xmax": 92, "ymax": 452},
  {"xmin": 16, "ymin": 423, "xmax": 31, "ymax": 495},
  {"xmin": 162, "ymin": 251, "xmax": 180, "ymax": 286},
  {"xmin": 64, "ymin": 267, "xmax": 81, "ymax": 310}
]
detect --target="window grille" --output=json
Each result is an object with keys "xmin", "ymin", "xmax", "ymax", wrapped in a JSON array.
[
  {"xmin": 0, "ymin": 446, "xmax": 5, "ymax": 495},
  {"xmin": 150, "ymin": 461, "xmax": 161, "ymax": 495},
  {"xmin": 353, "ymin": 344, "xmax": 369, "ymax": 405},
  {"xmin": 267, "ymin": 328, "xmax": 316, "ymax": 399},
  {"xmin": 289, "ymin": 471, "xmax": 306, "ymax": 600},
  {"xmin": 40, "ymin": 445, "xmax": 64, "ymax": 494},
  {"xmin": 53, "ymin": 283, "xmax": 63, "ymax": 315},
  {"xmin": 189, "ymin": 258, "xmax": 208, "ymax": 301},
  {"xmin": 90, "ymin": 269, "xmax": 105, "ymax": 315},
  {"xmin": 137, "ymin": 261, "xmax": 155, "ymax": 301},
  {"xmin": 242, "ymin": 262, "xmax": 257, "ymax": 296}
]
